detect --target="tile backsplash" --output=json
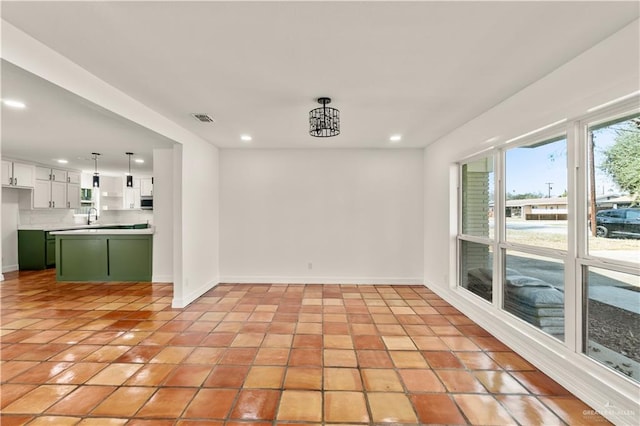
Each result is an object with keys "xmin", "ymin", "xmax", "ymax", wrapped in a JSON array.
[
  {"xmin": 19, "ymin": 209, "xmax": 154, "ymax": 226},
  {"xmin": 19, "ymin": 209, "xmax": 76, "ymax": 226},
  {"xmin": 98, "ymin": 209, "xmax": 154, "ymax": 225}
]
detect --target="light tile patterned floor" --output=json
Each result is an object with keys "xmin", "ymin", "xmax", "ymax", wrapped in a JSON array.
[{"xmin": 1, "ymin": 269, "xmax": 610, "ymax": 425}]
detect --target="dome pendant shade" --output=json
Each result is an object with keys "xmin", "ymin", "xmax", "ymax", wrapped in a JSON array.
[{"xmin": 309, "ymin": 97, "xmax": 340, "ymax": 137}]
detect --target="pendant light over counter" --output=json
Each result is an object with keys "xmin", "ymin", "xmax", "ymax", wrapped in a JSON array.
[
  {"xmin": 126, "ymin": 152, "xmax": 134, "ymax": 187},
  {"xmin": 92, "ymin": 153, "xmax": 101, "ymax": 188}
]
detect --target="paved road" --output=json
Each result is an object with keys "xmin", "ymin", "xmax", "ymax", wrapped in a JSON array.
[{"xmin": 490, "ymin": 220, "xmax": 568, "ymax": 235}]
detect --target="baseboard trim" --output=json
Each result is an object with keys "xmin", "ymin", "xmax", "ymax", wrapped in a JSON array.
[
  {"xmin": 152, "ymin": 274, "xmax": 173, "ymax": 283},
  {"xmin": 172, "ymin": 279, "xmax": 219, "ymax": 308},
  {"xmin": 424, "ymin": 280, "xmax": 640, "ymax": 426},
  {"xmin": 2, "ymin": 264, "xmax": 19, "ymax": 274},
  {"xmin": 218, "ymin": 276, "xmax": 423, "ymax": 285}
]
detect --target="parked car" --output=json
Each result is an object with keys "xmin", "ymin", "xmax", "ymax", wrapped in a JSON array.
[{"xmin": 595, "ymin": 208, "xmax": 640, "ymax": 238}]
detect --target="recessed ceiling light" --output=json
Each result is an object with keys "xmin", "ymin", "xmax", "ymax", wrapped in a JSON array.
[
  {"xmin": 135, "ymin": 159, "xmax": 144, "ymax": 164},
  {"xmin": 2, "ymin": 99, "xmax": 26, "ymax": 109},
  {"xmin": 57, "ymin": 159, "xmax": 69, "ymax": 164},
  {"xmin": 389, "ymin": 135, "xmax": 402, "ymax": 143},
  {"xmin": 241, "ymin": 135, "xmax": 252, "ymax": 142}
]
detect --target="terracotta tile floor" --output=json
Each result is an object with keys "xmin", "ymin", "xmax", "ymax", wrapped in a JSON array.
[{"xmin": 1, "ymin": 269, "xmax": 610, "ymax": 425}]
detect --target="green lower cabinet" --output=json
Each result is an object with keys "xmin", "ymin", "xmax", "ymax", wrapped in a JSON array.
[
  {"xmin": 18, "ymin": 230, "xmax": 47, "ymax": 270},
  {"xmin": 46, "ymin": 237, "xmax": 56, "ymax": 267},
  {"xmin": 109, "ymin": 238, "xmax": 152, "ymax": 281},
  {"xmin": 56, "ymin": 234, "xmax": 152, "ymax": 282},
  {"xmin": 57, "ymin": 238, "xmax": 109, "ymax": 281}
]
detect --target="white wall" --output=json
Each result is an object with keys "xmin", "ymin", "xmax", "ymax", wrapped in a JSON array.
[
  {"xmin": 152, "ymin": 148, "xmax": 173, "ymax": 282},
  {"xmin": 423, "ymin": 20, "xmax": 639, "ymax": 424},
  {"xmin": 1, "ymin": 188, "xmax": 20, "ymax": 272},
  {"xmin": 220, "ymin": 149, "xmax": 424, "ymax": 284},
  {"xmin": 172, "ymin": 139, "xmax": 219, "ymax": 307}
]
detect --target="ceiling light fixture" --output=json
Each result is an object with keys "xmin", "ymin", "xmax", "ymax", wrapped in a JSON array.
[
  {"xmin": 57, "ymin": 159, "xmax": 69, "ymax": 164},
  {"xmin": 135, "ymin": 158, "xmax": 144, "ymax": 164},
  {"xmin": 125, "ymin": 152, "xmax": 134, "ymax": 187},
  {"xmin": 389, "ymin": 135, "xmax": 402, "ymax": 143},
  {"xmin": 309, "ymin": 97, "xmax": 340, "ymax": 137},
  {"xmin": 2, "ymin": 99, "xmax": 26, "ymax": 109},
  {"xmin": 91, "ymin": 153, "xmax": 101, "ymax": 188},
  {"xmin": 241, "ymin": 135, "xmax": 252, "ymax": 142}
]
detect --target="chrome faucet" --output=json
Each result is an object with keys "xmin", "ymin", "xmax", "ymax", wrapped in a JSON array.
[{"xmin": 87, "ymin": 207, "xmax": 98, "ymax": 225}]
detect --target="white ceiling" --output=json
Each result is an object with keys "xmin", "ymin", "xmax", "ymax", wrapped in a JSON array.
[
  {"xmin": 1, "ymin": 61, "xmax": 174, "ymax": 175},
  {"xmin": 1, "ymin": 1, "xmax": 639, "ymax": 160}
]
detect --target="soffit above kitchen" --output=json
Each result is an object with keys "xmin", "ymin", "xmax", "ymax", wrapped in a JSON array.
[
  {"xmin": 1, "ymin": 60, "xmax": 175, "ymax": 175},
  {"xmin": 2, "ymin": 1, "xmax": 638, "ymax": 149}
]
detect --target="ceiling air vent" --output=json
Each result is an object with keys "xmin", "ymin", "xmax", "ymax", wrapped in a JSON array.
[{"xmin": 191, "ymin": 113, "xmax": 214, "ymax": 123}]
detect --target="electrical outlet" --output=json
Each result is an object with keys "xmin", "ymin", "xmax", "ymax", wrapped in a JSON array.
[{"xmin": 308, "ymin": 262, "xmax": 313, "ymax": 270}]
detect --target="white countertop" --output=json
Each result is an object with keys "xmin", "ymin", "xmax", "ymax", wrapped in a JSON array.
[
  {"xmin": 18, "ymin": 222, "xmax": 149, "ymax": 231},
  {"xmin": 50, "ymin": 227, "xmax": 154, "ymax": 235}
]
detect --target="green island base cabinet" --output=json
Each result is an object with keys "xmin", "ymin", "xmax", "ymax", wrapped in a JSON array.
[
  {"xmin": 17, "ymin": 230, "xmax": 57, "ymax": 270},
  {"xmin": 17, "ymin": 224, "xmax": 150, "ymax": 271},
  {"xmin": 55, "ymin": 233, "xmax": 152, "ymax": 282}
]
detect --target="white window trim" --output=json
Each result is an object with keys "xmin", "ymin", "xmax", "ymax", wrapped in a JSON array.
[{"xmin": 453, "ymin": 96, "xmax": 640, "ymax": 424}]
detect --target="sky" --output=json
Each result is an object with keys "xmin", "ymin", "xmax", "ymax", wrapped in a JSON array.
[{"xmin": 504, "ymin": 123, "xmax": 626, "ymax": 198}]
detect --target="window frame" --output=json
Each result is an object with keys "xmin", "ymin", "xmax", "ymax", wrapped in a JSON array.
[
  {"xmin": 498, "ymin": 127, "xmax": 570, "ymax": 342},
  {"xmin": 456, "ymin": 95, "xmax": 640, "ymax": 384},
  {"xmin": 457, "ymin": 151, "xmax": 498, "ymax": 305}
]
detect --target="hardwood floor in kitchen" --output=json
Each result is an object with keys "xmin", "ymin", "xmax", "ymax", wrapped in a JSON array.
[{"xmin": 0, "ymin": 269, "xmax": 609, "ymax": 425}]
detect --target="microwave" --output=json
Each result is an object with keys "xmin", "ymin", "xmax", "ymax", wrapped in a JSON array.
[{"xmin": 140, "ymin": 196, "xmax": 153, "ymax": 210}]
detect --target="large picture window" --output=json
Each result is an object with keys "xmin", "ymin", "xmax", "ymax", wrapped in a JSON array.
[
  {"xmin": 459, "ymin": 156, "xmax": 494, "ymax": 303},
  {"xmin": 458, "ymin": 99, "xmax": 639, "ymax": 383},
  {"xmin": 503, "ymin": 250, "xmax": 564, "ymax": 340},
  {"xmin": 461, "ymin": 157, "xmax": 494, "ymax": 239},
  {"xmin": 505, "ymin": 136, "xmax": 568, "ymax": 250},
  {"xmin": 582, "ymin": 111, "xmax": 640, "ymax": 383},
  {"xmin": 586, "ymin": 114, "xmax": 640, "ymax": 263},
  {"xmin": 583, "ymin": 265, "xmax": 639, "ymax": 382}
]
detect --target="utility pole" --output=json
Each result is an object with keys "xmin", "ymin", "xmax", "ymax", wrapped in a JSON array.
[{"xmin": 545, "ymin": 182, "xmax": 553, "ymax": 198}]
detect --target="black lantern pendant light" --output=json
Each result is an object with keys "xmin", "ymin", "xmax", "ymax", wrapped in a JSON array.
[
  {"xmin": 126, "ymin": 152, "xmax": 134, "ymax": 188},
  {"xmin": 92, "ymin": 153, "xmax": 101, "ymax": 188},
  {"xmin": 309, "ymin": 97, "xmax": 340, "ymax": 137}
]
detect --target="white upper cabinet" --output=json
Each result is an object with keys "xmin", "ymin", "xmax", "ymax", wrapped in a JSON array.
[
  {"xmin": 36, "ymin": 167, "xmax": 67, "ymax": 183},
  {"xmin": 124, "ymin": 187, "xmax": 141, "ymax": 209},
  {"xmin": 50, "ymin": 181, "xmax": 67, "ymax": 208},
  {"xmin": 67, "ymin": 183, "xmax": 81, "ymax": 208},
  {"xmin": 51, "ymin": 169, "xmax": 67, "ymax": 183},
  {"xmin": 67, "ymin": 171, "xmax": 81, "ymax": 185},
  {"xmin": 140, "ymin": 177, "xmax": 153, "ymax": 196},
  {"xmin": 33, "ymin": 180, "xmax": 52, "ymax": 208},
  {"xmin": 2, "ymin": 160, "xmax": 35, "ymax": 188},
  {"xmin": 33, "ymin": 165, "xmax": 80, "ymax": 209},
  {"xmin": 1, "ymin": 161, "xmax": 11, "ymax": 186}
]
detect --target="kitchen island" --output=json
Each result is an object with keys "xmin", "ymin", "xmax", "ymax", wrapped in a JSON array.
[
  {"xmin": 51, "ymin": 227, "xmax": 153, "ymax": 282},
  {"xmin": 17, "ymin": 222, "xmax": 151, "ymax": 270}
]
